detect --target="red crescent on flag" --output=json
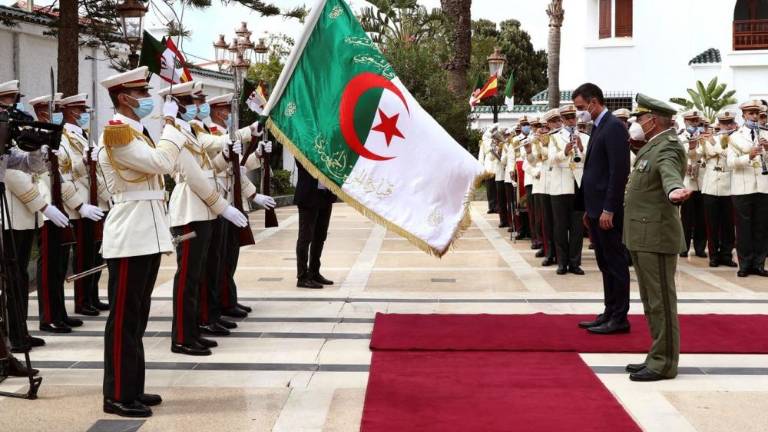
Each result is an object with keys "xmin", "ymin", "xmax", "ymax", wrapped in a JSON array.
[{"xmin": 339, "ymin": 72, "xmax": 409, "ymax": 161}]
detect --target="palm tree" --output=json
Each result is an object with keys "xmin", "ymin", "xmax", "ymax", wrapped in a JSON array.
[
  {"xmin": 545, "ymin": 0, "xmax": 564, "ymax": 109},
  {"xmin": 670, "ymin": 77, "xmax": 738, "ymax": 123},
  {"xmin": 440, "ymin": 0, "xmax": 472, "ymax": 98}
]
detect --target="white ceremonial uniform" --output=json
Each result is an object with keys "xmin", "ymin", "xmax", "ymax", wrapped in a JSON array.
[
  {"xmin": 65, "ymin": 123, "xmax": 112, "ymax": 210},
  {"xmin": 2, "ymin": 170, "xmax": 46, "ymax": 230},
  {"xmin": 701, "ymin": 135, "xmax": 732, "ymax": 196},
  {"xmin": 727, "ymin": 126, "xmax": 768, "ymax": 194},
  {"xmin": 678, "ymin": 131, "xmax": 703, "ymax": 191}
]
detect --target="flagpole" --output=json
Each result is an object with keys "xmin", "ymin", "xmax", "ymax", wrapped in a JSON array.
[{"xmin": 263, "ymin": 0, "xmax": 328, "ymax": 117}]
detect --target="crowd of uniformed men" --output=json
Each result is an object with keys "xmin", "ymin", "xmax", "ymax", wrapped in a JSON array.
[
  {"xmin": 0, "ymin": 66, "xmax": 279, "ymax": 417},
  {"xmin": 478, "ymin": 100, "xmax": 768, "ymax": 277}
]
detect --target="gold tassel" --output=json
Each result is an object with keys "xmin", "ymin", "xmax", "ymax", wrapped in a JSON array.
[
  {"xmin": 103, "ymin": 124, "xmax": 134, "ymax": 148},
  {"xmin": 266, "ymin": 118, "xmax": 490, "ymax": 258}
]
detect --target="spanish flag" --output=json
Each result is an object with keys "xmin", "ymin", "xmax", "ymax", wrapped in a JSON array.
[{"xmin": 469, "ymin": 75, "xmax": 499, "ymax": 107}]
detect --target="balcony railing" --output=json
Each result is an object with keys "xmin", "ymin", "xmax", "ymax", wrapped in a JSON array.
[{"xmin": 734, "ymin": 19, "xmax": 768, "ymax": 50}]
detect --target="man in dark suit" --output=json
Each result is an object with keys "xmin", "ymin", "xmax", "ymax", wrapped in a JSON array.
[
  {"xmin": 572, "ymin": 83, "xmax": 631, "ymax": 334},
  {"xmin": 294, "ymin": 162, "xmax": 336, "ymax": 289}
]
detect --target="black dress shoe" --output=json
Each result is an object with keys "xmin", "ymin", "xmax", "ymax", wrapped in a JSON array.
[
  {"xmin": 28, "ymin": 336, "xmax": 45, "ymax": 347},
  {"xmin": 75, "ymin": 305, "xmax": 99, "ymax": 316},
  {"xmin": 138, "ymin": 393, "xmax": 162, "ymax": 406},
  {"xmin": 695, "ymin": 251, "xmax": 708, "ymax": 258},
  {"xmin": 217, "ymin": 318, "xmax": 237, "ymax": 329},
  {"xmin": 199, "ymin": 322, "xmax": 230, "ymax": 336},
  {"xmin": 541, "ymin": 257, "xmax": 556, "ymax": 267},
  {"xmin": 498, "ymin": 222, "xmax": 509, "ymax": 228},
  {"xmin": 531, "ymin": 243, "xmax": 541, "ymax": 250},
  {"xmin": 63, "ymin": 317, "xmax": 83, "ymax": 327},
  {"xmin": 313, "ymin": 274, "xmax": 334, "ymax": 285},
  {"xmin": 92, "ymin": 300, "xmax": 110, "ymax": 311},
  {"xmin": 737, "ymin": 270, "xmax": 749, "ymax": 278},
  {"xmin": 507, "ymin": 227, "xmax": 514, "ymax": 232},
  {"xmin": 197, "ymin": 337, "xmax": 218, "ymax": 348},
  {"xmin": 719, "ymin": 259, "xmax": 738, "ymax": 268},
  {"xmin": 588, "ymin": 243, "xmax": 595, "ymax": 250},
  {"xmin": 515, "ymin": 233, "xmax": 526, "ymax": 240},
  {"xmin": 222, "ymin": 307, "xmax": 248, "ymax": 318},
  {"xmin": 8, "ymin": 355, "xmax": 39, "ymax": 377},
  {"xmin": 236, "ymin": 302, "xmax": 253, "ymax": 313},
  {"xmin": 587, "ymin": 319, "xmax": 631, "ymax": 335},
  {"xmin": 709, "ymin": 260, "xmax": 719, "ymax": 268},
  {"xmin": 568, "ymin": 266, "xmax": 585, "ymax": 275},
  {"xmin": 171, "ymin": 342, "xmax": 212, "ymax": 356},
  {"xmin": 578, "ymin": 314, "xmax": 608, "ymax": 329},
  {"xmin": 297, "ymin": 279, "xmax": 323, "ymax": 289},
  {"xmin": 556, "ymin": 266, "xmax": 568, "ymax": 275},
  {"xmin": 679, "ymin": 251, "xmax": 688, "ymax": 258},
  {"xmin": 629, "ymin": 368, "xmax": 673, "ymax": 382},
  {"xmin": 39, "ymin": 322, "xmax": 72, "ymax": 333},
  {"xmin": 103, "ymin": 399, "xmax": 152, "ymax": 417},
  {"xmin": 534, "ymin": 249, "xmax": 545, "ymax": 258},
  {"xmin": 625, "ymin": 363, "xmax": 646, "ymax": 373},
  {"xmin": 751, "ymin": 268, "xmax": 768, "ymax": 277}
]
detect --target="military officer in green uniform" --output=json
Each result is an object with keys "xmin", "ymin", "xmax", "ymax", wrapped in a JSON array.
[{"xmin": 623, "ymin": 94, "xmax": 693, "ymax": 382}]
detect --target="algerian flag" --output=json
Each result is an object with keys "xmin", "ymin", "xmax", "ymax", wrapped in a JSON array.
[
  {"xmin": 139, "ymin": 31, "xmax": 193, "ymax": 84},
  {"xmin": 504, "ymin": 70, "xmax": 515, "ymax": 108},
  {"xmin": 265, "ymin": 0, "xmax": 486, "ymax": 256}
]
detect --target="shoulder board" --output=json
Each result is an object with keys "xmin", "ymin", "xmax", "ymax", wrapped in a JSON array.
[
  {"xmin": 191, "ymin": 122, "xmax": 207, "ymax": 135},
  {"xmin": 103, "ymin": 123, "xmax": 135, "ymax": 148}
]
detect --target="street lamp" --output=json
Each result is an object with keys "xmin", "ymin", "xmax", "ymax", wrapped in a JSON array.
[
  {"xmin": 116, "ymin": 0, "xmax": 148, "ymax": 69},
  {"xmin": 254, "ymin": 38, "xmax": 269, "ymax": 64},
  {"xmin": 487, "ymin": 47, "xmax": 507, "ymax": 123},
  {"xmin": 213, "ymin": 34, "xmax": 228, "ymax": 71}
]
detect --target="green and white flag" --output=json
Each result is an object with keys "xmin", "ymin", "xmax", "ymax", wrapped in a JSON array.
[{"xmin": 265, "ymin": 0, "xmax": 487, "ymax": 256}]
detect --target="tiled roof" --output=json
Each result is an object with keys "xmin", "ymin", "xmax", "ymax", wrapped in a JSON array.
[
  {"xmin": 532, "ymin": 90, "xmax": 572, "ymax": 103},
  {"xmin": 689, "ymin": 48, "xmax": 721, "ymax": 65},
  {"xmin": 188, "ymin": 65, "xmax": 233, "ymax": 82},
  {"xmin": 471, "ymin": 105, "xmax": 548, "ymax": 114}
]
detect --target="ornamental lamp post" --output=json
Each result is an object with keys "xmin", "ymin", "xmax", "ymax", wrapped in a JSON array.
[
  {"xmin": 254, "ymin": 38, "xmax": 269, "ymax": 65},
  {"xmin": 116, "ymin": 0, "xmax": 148, "ymax": 69},
  {"xmin": 487, "ymin": 47, "xmax": 507, "ymax": 124},
  {"xmin": 213, "ymin": 34, "xmax": 228, "ymax": 71}
]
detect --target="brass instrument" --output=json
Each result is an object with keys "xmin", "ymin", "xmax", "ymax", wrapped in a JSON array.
[
  {"xmin": 569, "ymin": 127, "xmax": 582, "ymax": 163},
  {"xmin": 749, "ymin": 124, "xmax": 768, "ymax": 175}
]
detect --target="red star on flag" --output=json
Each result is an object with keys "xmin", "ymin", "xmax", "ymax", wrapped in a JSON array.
[{"xmin": 371, "ymin": 109, "xmax": 404, "ymax": 147}]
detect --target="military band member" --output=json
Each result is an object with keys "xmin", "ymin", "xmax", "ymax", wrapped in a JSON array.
[
  {"xmin": 478, "ymin": 128, "xmax": 497, "ymax": 214},
  {"xmin": 484, "ymin": 124, "xmax": 508, "ymax": 227},
  {"xmin": 613, "ymin": 108, "xmax": 630, "ymax": 128},
  {"xmin": 523, "ymin": 118, "xmax": 544, "ymax": 252},
  {"xmin": 726, "ymin": 100, "xmax": 768, "ymax": 277},
  {"xmin": 700, "ymin": 110, "xmax": 736, "ymax": 268},
  {"xmin": 760, "ymin": 104, "xmax": 767, "ymax": 127},
  {"xmin": 516, "ymin": 116, "xmax": 534, "ymax": 242},
  {"xmin": 60, "ymin": 93, "xmax": 108, "ymax": 316},
  {"xmin": 530, "ymin": 115, "xmax": 555, "ymax": 265},
  {"xmin": 502, "ymin": 126, "xmax": 519, "ymax": 235},
  {"xmin": 29, "ymin": 93, "xmax": 87, "ymax": 333},
  {"xmin": 677, "ymin": 110, "xmax": 707, "ymax": 258}
]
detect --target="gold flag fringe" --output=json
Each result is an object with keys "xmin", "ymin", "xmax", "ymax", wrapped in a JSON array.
[{"xmin": 267, "ymin": 118, "xmax": 493, "ymax": 258}]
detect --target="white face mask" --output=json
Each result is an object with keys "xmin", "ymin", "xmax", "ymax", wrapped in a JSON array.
[
  {"xmin": 577, "ymin": 110, "xmax": 591, "ymax": 123},
  {"xmin": 629, "ymin": 121, "xmax": 646, "ymax": 141}
]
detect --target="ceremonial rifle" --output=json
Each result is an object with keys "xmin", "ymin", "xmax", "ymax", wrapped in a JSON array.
[
  {"xmin": 48, "ymin": 68, "xmax": 75, "ymax": 246},
  {"xmin": 259, "ymin": 129, "xmax": 279, "ymax": 228},
  {"xmin": 230, "ymin": 78, "xmax": 256, "ymax": 246},
  {"xmin": 85, "ymin": 108, "xmax": 103, "ymax": 241}
]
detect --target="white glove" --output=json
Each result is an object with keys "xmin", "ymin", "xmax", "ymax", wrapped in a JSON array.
[
  {"xmin": 78, "ymin": 203, "xmax": 105, "ymax": 221},
  {"xmin": 163, "ymin": 100, "xmax": 179, "ymax": 119},
  {"xmin": 222, "ymin": 140, "xmax": 242, "ymax": 158},
  {"xmin": 254, "ymin": 194, "xmax": 276, "ymax": 210},
  {"xmin": 41, "ymin": 145, "xmax": 49, "ymax": 155},
  {"xmin": 240, "ymin": 166, "xmax": 248, "ymax": 177},
  {"xmin": 249, "ymin": 121, "xmax": 263, "ymax": 137},
  {"xmin": 221, "ymin": 205, "xmax": 248, "ymax": 227},
  {"xmin": 43, "ymin": 204, "xmax": 69, "ymax": 228},
  {"xmin": 262, "ymin": 140, "xmax": 272, "ymax": 154}
]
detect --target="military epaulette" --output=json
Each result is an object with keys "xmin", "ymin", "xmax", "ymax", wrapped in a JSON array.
[
  {"xmin": 191, "ymin": 122, "xmax": 207, "ymax": 136},
  {"xmin": 103, "ymin": 122, "xmax": 135, "ymax": 148}
]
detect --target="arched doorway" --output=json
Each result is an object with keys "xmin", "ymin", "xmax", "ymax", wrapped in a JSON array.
[{"xmin": 734, "ymin": 0, "xmax": 768, "ymax": 49}]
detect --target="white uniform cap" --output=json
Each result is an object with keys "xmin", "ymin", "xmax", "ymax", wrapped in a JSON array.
[
  {"xmin": 157, "ymin": 81, "xmax": 196, "ymax": 98},
  {"xmin": 28, "ymin": 93, "xmax": 63, "ymax": 107},
  {"xmin": 60, "ymin": 93, "xmax": 89, "ymax": 107},
  {"xmin": 0, "ymin": 80, "xmax": 20, "ymax": 97},
  {"xmin": 613, "ymin": 108, "xmax": 631, "ymax": 119},
  {"xmin": 100, "ymin": 66, "xmax": 151, "ymax": 92},
  {"xmin": 207, "ymin": 93, "xmax": 234, "ymax": 107},
  {"xmin": 192, "ymin": 81, "xmax": 206, "ymax": 99},
  {"xmin": 542, "ymin": 108, "xmax": 561, "ymax": 123}
]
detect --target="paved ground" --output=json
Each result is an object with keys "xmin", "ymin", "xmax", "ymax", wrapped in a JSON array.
[{"xmin": 1, "ymin": 201, "xmax": 767, "ymax": 431}]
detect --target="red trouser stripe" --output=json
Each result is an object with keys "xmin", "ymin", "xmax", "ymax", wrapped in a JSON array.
[
  {"xmin": 113, "ymin": 258, "xmax": 129, "ymax": 400},
  {"xmin": 175, "ymin": 226, "xmax": 191, "ymax": 344},
  {"xmin": 41, "ymin": 225, "xmax": 51, "ymax": 323}
]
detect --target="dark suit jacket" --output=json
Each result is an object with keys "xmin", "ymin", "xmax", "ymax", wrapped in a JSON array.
[
  {"xmin": 579, "ymin": 110, "xmax": 631, "ymax": 218},
  {"xmin": 293, "ymin": 161, "xmax": 337, "ymax": 208}
]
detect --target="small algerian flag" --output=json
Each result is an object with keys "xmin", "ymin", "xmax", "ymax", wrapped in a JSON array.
[
  {"xmin": 264, "ymin": 0, "xmax": 486, "ymax": 256},
  {"xmin": 246, "ymin": 82, "xmax": 269, "ymax": 115},
  {"xmin": 139, "ymin": 31, "xmax": 193, "ymax": 84},
  {"xmin": 504, "ymin": 71, "xmax": 515, "ymax": 108}
]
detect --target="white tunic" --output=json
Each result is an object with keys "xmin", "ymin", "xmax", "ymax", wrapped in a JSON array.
[{"xmin": 726, "ymin": 126, "xmax": 768, "ymax": 196}]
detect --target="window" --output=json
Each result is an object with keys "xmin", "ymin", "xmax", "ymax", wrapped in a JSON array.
[
  {"xmin": 598, "ymin": 0, "xmax": 633, "ymax": 39},
  {"xmin": 733, "ymin": 0, "xmax": 768, "ymax": 50}
]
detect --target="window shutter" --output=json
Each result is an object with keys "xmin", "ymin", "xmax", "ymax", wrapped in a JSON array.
[
  {"xmin": 599, "ymin": 0, "xmax": 612, "ymax": 39},
  {"xmin": 615, "ymin": 0, "xmax": 633, "ymax": 37}
]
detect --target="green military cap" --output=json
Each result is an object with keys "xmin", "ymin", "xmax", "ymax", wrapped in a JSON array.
[{"xmin": 631, "ymin": 93, "xmax": 677, "ymax": 118}]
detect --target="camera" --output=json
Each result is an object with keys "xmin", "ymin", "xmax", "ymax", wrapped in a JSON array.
[{"xmin": 0, "ymin": 103, "xmax": 62, "ymax": 155}]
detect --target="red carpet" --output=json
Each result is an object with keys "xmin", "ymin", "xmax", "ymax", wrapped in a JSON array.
[
  {"xmin": 361, "ymin": 351, "xmax": 641, "ymax": 432},
  {"xmin": 370, "ymin": 313, "xmax": 768, "ymax": 353}
]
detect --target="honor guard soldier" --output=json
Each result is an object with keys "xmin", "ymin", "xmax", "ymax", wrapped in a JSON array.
[
  {"xmin": 0, "ymin": 81, "xmax": 51, "ymax": 352},
  {"xmin": 478, "ymin": 127, "xmax": 497, "ymax": 213},
  {"xmin": 502, "ymin": 126, "xmax": 518, "ymax": 235},
  {"xmin": 158, "ymin": 81, "xmax": 250, "ymax": 356},
  {"xmin": 516, "ymin": 116, "xmax": 534, "ymax": 242},
  {"xmin": 484, "ymin": 124, "xmax": 508, "ymax": 227},
  {"xmin": 726, "ymin": 100, "xmax": 768, "ymax": 277},
  {"xmin": 60, "ymin": 93, "xmax": 108, "ymax": 316},
  {"xmin": 700, "ymin": 110, "xmax": 737, "ymax": 268},
  {"xmin": 535, "ymin": 111, "xmax": 556, "ymax": 266},
  {"xmin": 510, "ymin": 120, "xmax": 531, "ymax": 240},
  {"xmin": 29, "ymin": 93, "xmax": 86, "ymax": 333},
  {"xmin": 624, "ymin": 94, "xmax": 691, "ymax": 382},
  {"xmin": 678, "ymin": 110, "xmax": 707, "ymax": 258},
  {"xmin": 523, "ymin": 117, "xmax": 544, "ymax": 252},
  {"xmin": 97, "ymin": 66, "xmax": 187, "ymax": 417}
]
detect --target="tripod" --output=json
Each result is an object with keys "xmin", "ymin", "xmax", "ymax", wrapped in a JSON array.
[{"xmin": 0, "ymin": 182, "xmax": 42, "ymax": 399}]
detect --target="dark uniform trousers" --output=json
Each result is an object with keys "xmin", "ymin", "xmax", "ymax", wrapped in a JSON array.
[
  {"xmin": 73, "ymin": 219, "xmax": 99, "ymax": 312},
  {"xmin": 171, "ymin": 221, "xmax": 213, "ymax": 345},
  {"xmin": 297, "ymin": 204, "xmax": 333, "ymax": 280},
  {"xmin": 536, "ymin": 194, "xmax": 555, "ymax": 259},
  {"xmin": 3, "ymin": 228, "xmax": 35, "ymax": 349},
  {"xmin": 631, "ymin": 251, "xmax": 680, "ymax": 378},
  {"xmin": 495, "ymin": 181, "xmax": 509, "ymax": 226},
  {"xmin": 588, "ymin": 213, "xmax": 630, "ymax": 321},
  {"xmin": 103, "ymin": 254, "xmax": 161, "ymax": 403},
  {"xmin": 550, "ymin": 192, "xmax": 584, "ymax": 268},
  {"xmin": 36, "ymin": 221, "xmax": 70, "ymax": 325},
  {"xmin": 732, "ymin": 193, "xmax": 768, "ymax": 272},
  {"xmin": 526, "ymin": 185, "xmax": 537, "ymax": 243},
  {"xmin": 504, "ymin": 183, "xmax": 516, "ymax": 231},
  {"xmin": 199, "ymin": 217, "xmax": 225, "ymax": 325},
  {"xmin": 485, "ymin": 179, "xmax": 497, "ymax": 212},
  {"xmin": 701, "ymin": 194, "xmax": 735, "ymax": 262},
  {"xmin": 680, "ymin": 191, "xmax": 707, "ymax": 255}
]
